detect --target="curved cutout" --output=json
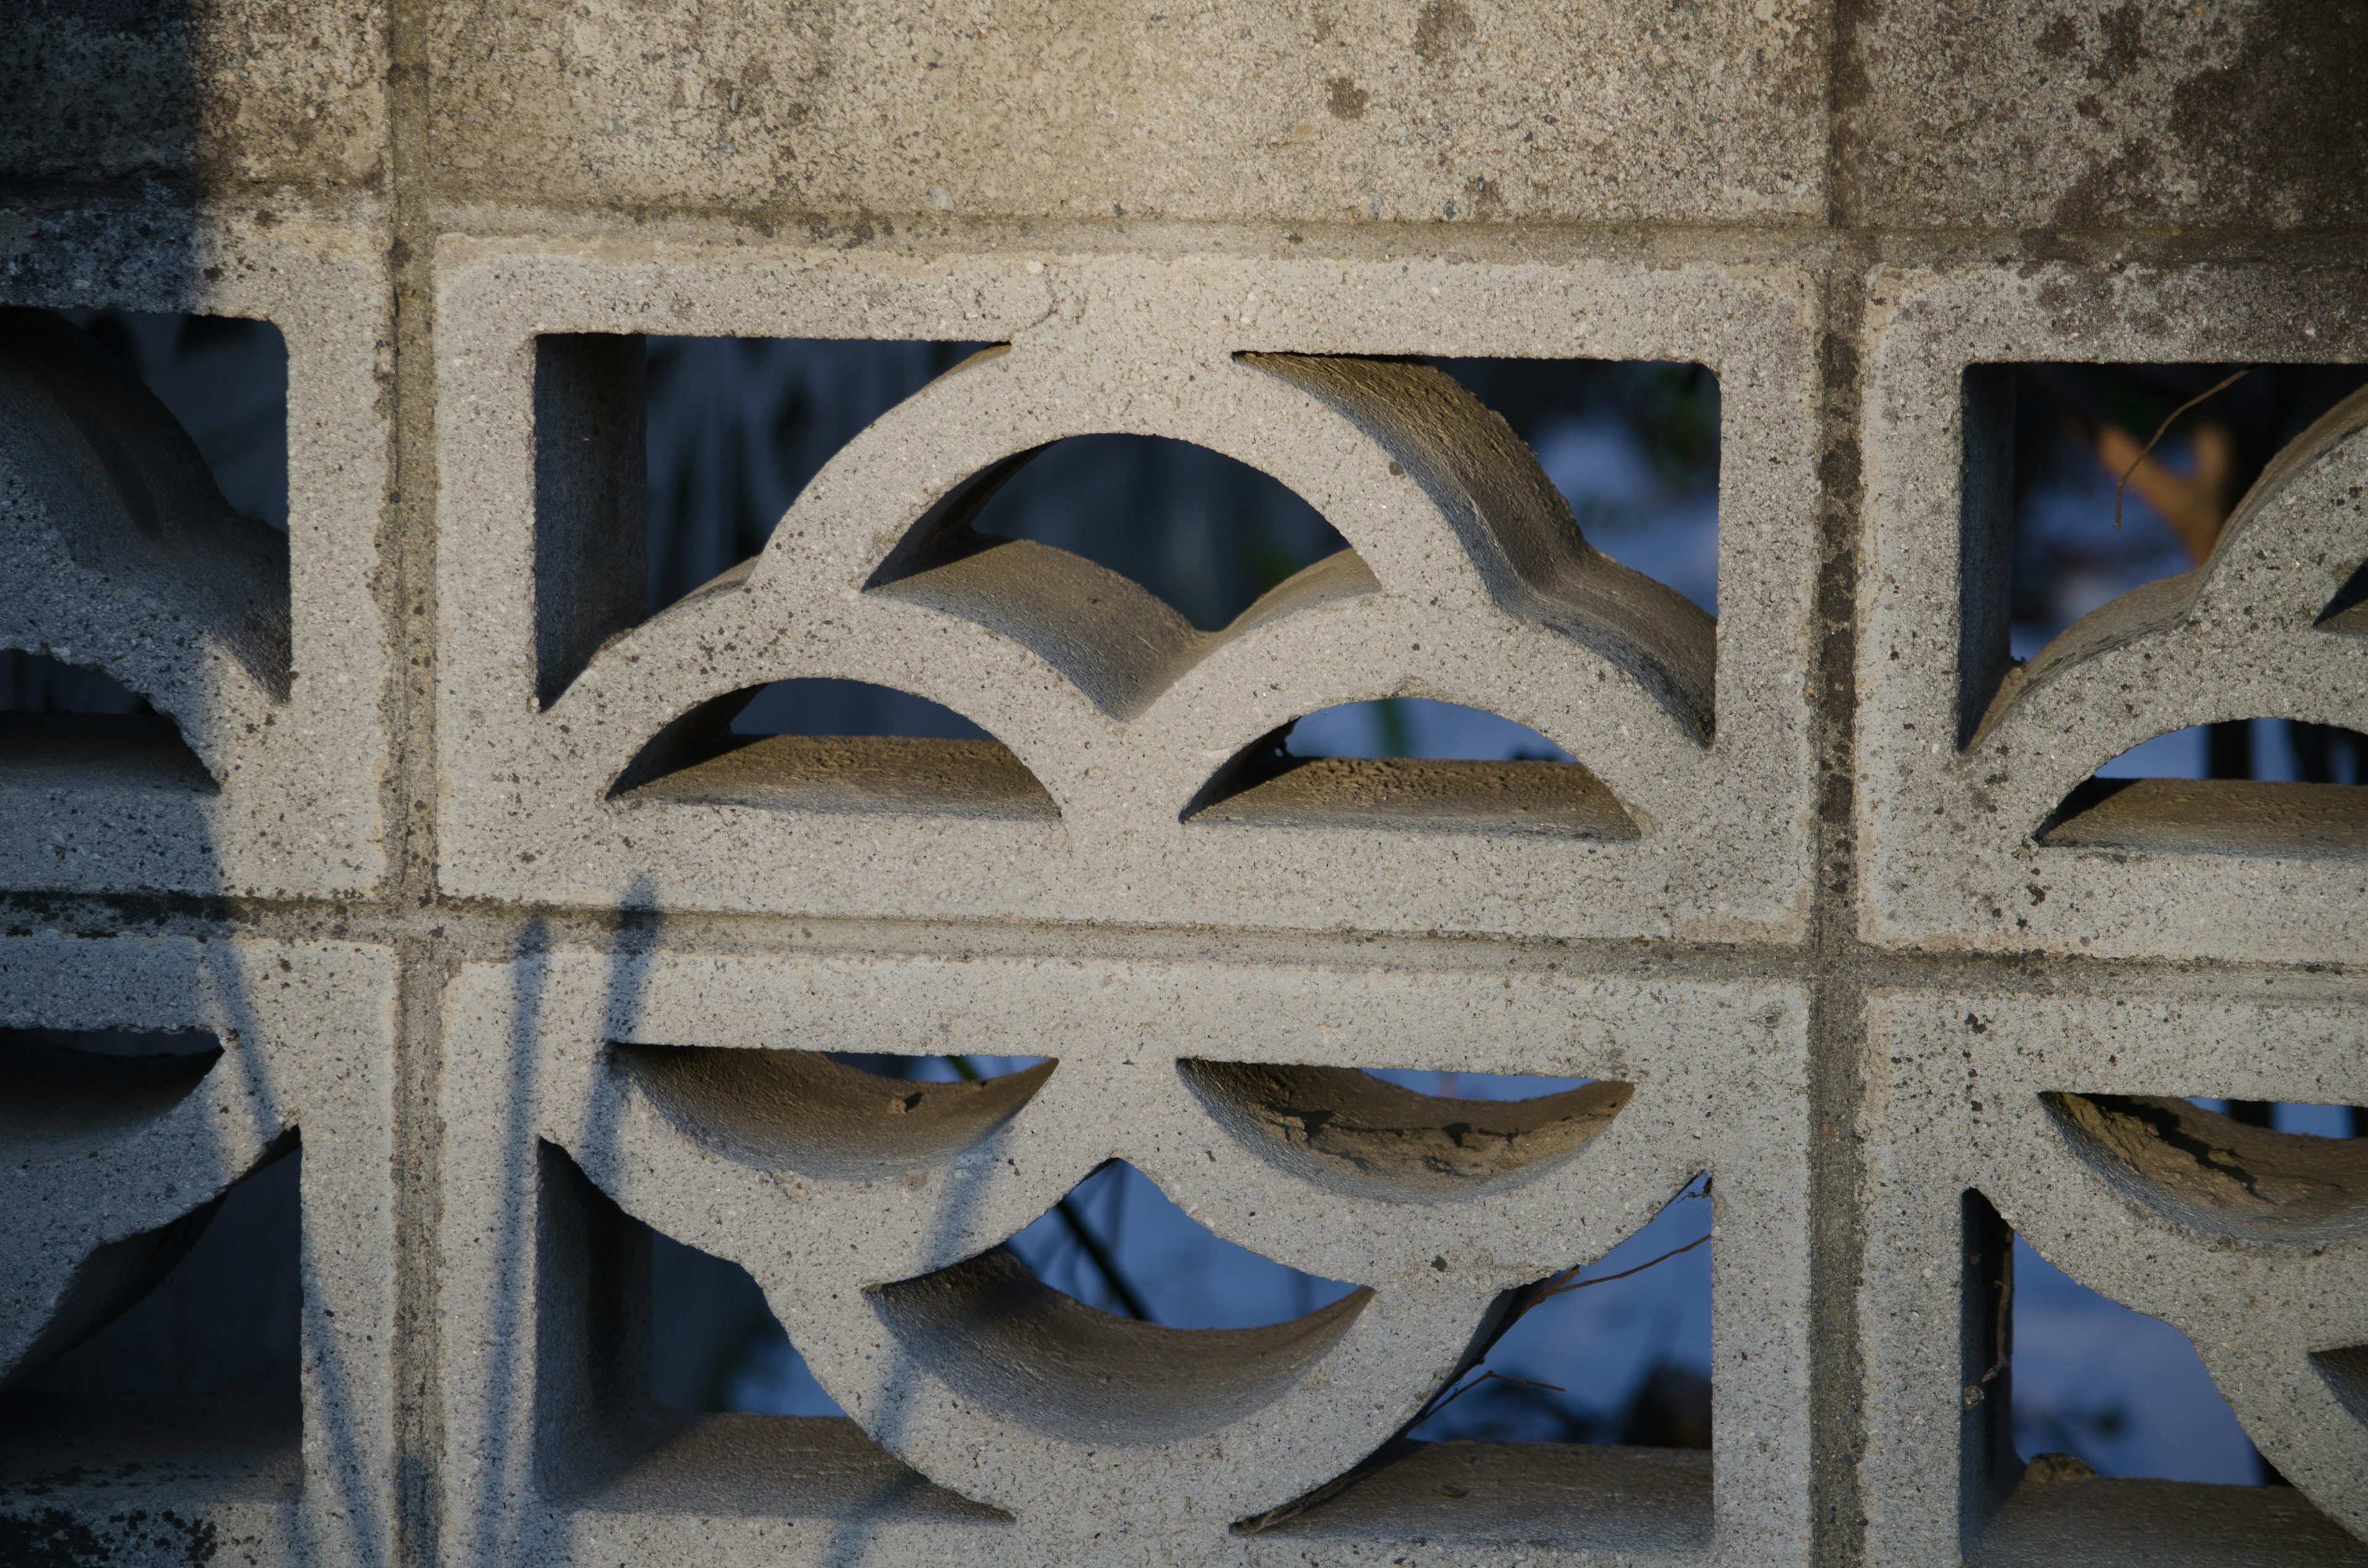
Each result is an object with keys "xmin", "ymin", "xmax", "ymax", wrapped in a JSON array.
[
  {"xmin": 0, "ymin": 1029, "xmax": 223, "ymax": 1159},
  {"xmin": 0, "ymin": 654, "xmax": 218, "ymax": 795},
  {"xmin": 609, "ymin": 680, "xmax": 1058, "ymax": 821},
  {"xmin": 869, "ymin": 1246, "xmax": 1371, "ymax": 1445},
  {"xmin": 1186, "ymin": 702, "xmax": 1638, "ymax": 840},
  {"xmin": 2039, "ymin": 729, "xmax": 2368, "ymax": 859},
  {"xmin": 864, "ymin": 440, "xmax": 1379, "ymax": 721},
  {"xmin": 1003, "ymin": 1160, "xmax": 1359, "ymax": 1328},
  {"xmin": 1, "ymin": 1129, "xmax": 295, "ymax": 1391},
  {"xmin": 2041, "ymin": 1093, "xmax": 2368, "ymax": 1247},
  {"xmin": 1408, "ymin": 1172, "xmax": 1711, "ymax": 1445},
  {"xmin": 613, "ymin": 1044, "xmax": 1055, "ymax": 1181},
  {"xmin": 1180, "ymin": 1060, "xmax": 1632, "ymax": 1201},
  {"xmin": 957, "ymin": 434, "xmax": 1348, "ymax": 631},
  {"xmin": 868, "ymin": 435, "xmax": 1350, "ymax": 630}
]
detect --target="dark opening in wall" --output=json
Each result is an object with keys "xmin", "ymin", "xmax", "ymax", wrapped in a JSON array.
[
  {"xmin": 650, "ymin": 1228, "xmax": 844, "ymax": 1417},
  {"xmin": 958, "ymin": 434, "xmax": 1348, "ymax": 631},
  {"xmin": 532, "ymin": 334, "xmax": 993, "ymax": 707},
  {"xmin": 537, "ymin": 1141, "xmax": 1000, "ymax": 1523},
  {"xmin": 0, "ymin": 655, "xmax": 215, "ymax": 793},
  {"xmin": 0, "ymin": 1026, "xmax": 299, "ymax": 1502},
  {"xmin": 1962, "ymin": 361, "xmax": 2368, "ymax": 736},
  {"xmin": 15, "ymin": 1141, "xmax": 301, "ymax": 1400},
  {"xmin": 1406, "ymin": 1172, "xmax": 1712, "ymax": 1448},
  {"xmin": 57, "ymin": 310, "xmax": 289, "ymax": 532},
  {"xmin": 1962, "ymin": 363, "xmax": 2368, "ymax": 861},
  {"xmin": 1428, "ymin": 356, "xmax": 1719, "ymax": 614},
  {"xmin": 643, "ymin": 336, "xmax": 993, "ymax": 613},
  {"xmin": 1959, "ymin": 1186, "xmax": 2368, "ymax": 1567},
  {"xmin": 998, "ymin": 1159, "xmax": 1359, "ymax": 1329}
]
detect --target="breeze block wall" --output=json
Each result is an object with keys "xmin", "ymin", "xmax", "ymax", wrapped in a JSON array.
[{"xmin": 2, "ymin": 4, "xmax": 2364, "ymax": 1567}]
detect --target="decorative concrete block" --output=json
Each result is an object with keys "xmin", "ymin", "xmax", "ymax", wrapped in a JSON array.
[
  {"xmin": 436, "ymin": 946, "xmax": 1811, "ymax": 1566},
  {"xmin": 0, "ymin": 202, "xmax": 397, "ymax": 895},
  {"xmin": 1860, "ymin": 987, "xmax": 2368, "ymax": 1564},
  {"xmin": 434, "ymin": 234, "xmax": 1822, "ymax": 942},
  {"xmin": 1857, "ymin": 260, "xmax": 2368, "ymax": 963},
  {"xmin": 0, "ymin": 932, "xmax": 399, "ymax": 1568}
]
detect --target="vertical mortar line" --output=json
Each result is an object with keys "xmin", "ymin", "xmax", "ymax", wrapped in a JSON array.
[
  {"xmin": 385, "ymin": 2, "xmax": 446, "ymax": 1565},
  {"xmin": 1812, "ymin": 4, "xmax": 1876, "ymax": 1562}
]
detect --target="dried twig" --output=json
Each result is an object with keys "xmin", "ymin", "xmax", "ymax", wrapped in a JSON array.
[
  {"xmin": 1239, "ymin": 1178, "xmax": 1714, "ymax": 1535},
  {"xmin": 2113, "ymin": 369, "xmax": 2249, "ymax": 532}
]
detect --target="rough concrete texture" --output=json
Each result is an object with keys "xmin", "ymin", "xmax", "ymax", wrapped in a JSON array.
[
  {"xmin": 438, "ymin": 949, "xmax": 1809, "ymax": 1564},
  {"xmin": 1859, "ymin": 260, "xmax": 2368, "ymax": 962},
  {"xmin": 1840, "ymin": 1, "xmax": 2368, "ymax": 231},
  {"xmin": 0, "ymin": 203, "xmax": 396, "ymax": 895},
  {"xmin": 1861, "ymin": 988, "xmax": 2368, "ymax": 1562},
  {"xmin": 424, "ymin": 0, "xmax": 1829, "ymax": 226},
  {"xmin": 435, "ymin": 237, "xmax": 1821, "ymax": 942},
  {"xmin": 4, "ymin": 4, "xmax": 2368, "ymax": 1567},
  {"xmin": 0, "ymin": 1, "xmax": 388, "ymax": 192},
  {"xmin": 0, "ymin": 934, "xmax": 399, "ymax": 1568}
]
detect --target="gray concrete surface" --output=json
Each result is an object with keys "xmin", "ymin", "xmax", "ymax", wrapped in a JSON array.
[{"xmin": 2, "ymin": 4, "xmax": 2365, "ymax": 1566}]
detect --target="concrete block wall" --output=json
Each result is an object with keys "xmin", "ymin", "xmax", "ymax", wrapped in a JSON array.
[{"xmin": 1, "ymin": 3, "xmax": 2363, "ymax": 1566}]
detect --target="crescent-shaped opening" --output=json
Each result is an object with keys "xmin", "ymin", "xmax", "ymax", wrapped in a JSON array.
[
  {"xmin": 3, "ymin": 1129, "xmax": 297, "ymax": 1395},
  {"xmin": 870, "ymin": 1160, "xmax": 1371, "ymax": 1444},
  {"xmin": 1184, "ymin": 699, "xmax": 1639, "ymax": 840},
  {"xmin": 608, "ymin": 679, "xmax": 1058, "ymax": 821},
  {"xmin": 2039, "ymin": 1093, "xmax": 2368, "ymax": 1248},
  {"xmin": 1178, "ymin": 1060, "xmax": 1632, "ymax": 1201},
  {"xmin": 2038, "ymin": 722, "xmax": 2368, "ymax": 860},
  {"xmin": 612, "ymin": 1044, "xmax": 1056, "ymax": 1181},
  {"xmin": 861, "ymin": 436, "xmax": 1374, "ymax": 721},
  {"xmin": 1237, "ymin": 1173, "xmax": 1715, "ymax": 1543},
  {"xmin": 1, "ymin": 652, "xmax": 218, "ymax": 795},
  {"xmin": 866, "ymin": 434, "xmax": 1354, "ymax": 628}
]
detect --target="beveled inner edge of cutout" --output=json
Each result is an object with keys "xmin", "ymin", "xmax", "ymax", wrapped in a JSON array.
[
  {"xmin": 0, "ymin": 1032, "xmax": 223, "ymax": 1156},
  {"xmin": 2042, "ymin": 1092, "xmax": 2368, "ymax": 1248},
  {"xmin": 1190, "ymin": 753, "xmax": 1640, "ymax": 840},
  {"xmin": 622, "ymin": 733, "xmax": 1059, "ymax": 821},
  {"xmin": 868, "ymin": 1246, "xmax": 1372, "ymax": 1444},
  {"xmin": 607, "ymin": 679, "xmax": 1059, "ymax": 822},
  {"xmin": 1179, "ymin": 1061, "xmax": 1633, "ymax": 1201},
  {"xmin": 2039, "ymin": 778, "xmax": 2368, "ymax": 860},
  {"xmin": 2311, "ymin": 1345, "xmax": 2368, "ymax": 1429},
  {"xmin": 613, "ymin": 1045, "xmax": 1056, "ymax": 1181}
]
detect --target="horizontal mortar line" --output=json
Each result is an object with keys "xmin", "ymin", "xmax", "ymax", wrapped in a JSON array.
[
  {"xmin": 1, "ymin": 893, "xmax": 2362, "ymax": 999},
  {"xmin": 17, "ymin": 184, "xmax": 2368, "ymax": 274}
]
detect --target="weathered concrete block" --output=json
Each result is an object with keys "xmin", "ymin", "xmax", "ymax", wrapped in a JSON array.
[
  {"xmin": 0, "ymin": 0, "xmax": 389, "ymax": 192},
  {"xmin": 422, "ymin": 0, "xmax": 1831, "ymax": 227},
  {"xmin": 0, "ymin": 933, "xmax": 400, "ymax": 1568},
  {"xmin": 1857, "ymin": 259, "xmax": 2368, "ymax": 963},
  {"xmin": 436, "ymin": 946, "xmax": 1811, "ymax": 1564},
  {"xmin": 434, "ymin": 233, "xmax": 1822, "ymax": 942},
  {"xmin": 1840, "ymin": 1, "xmax": 2368, "ymax": 231},
  {"xmin": 1860, "ymin": 987, "xmax": 2368, "ymax": 1563},
  {"xmin": 0, "ymin": 202, "xmax": 397, "ymax": 895}
]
